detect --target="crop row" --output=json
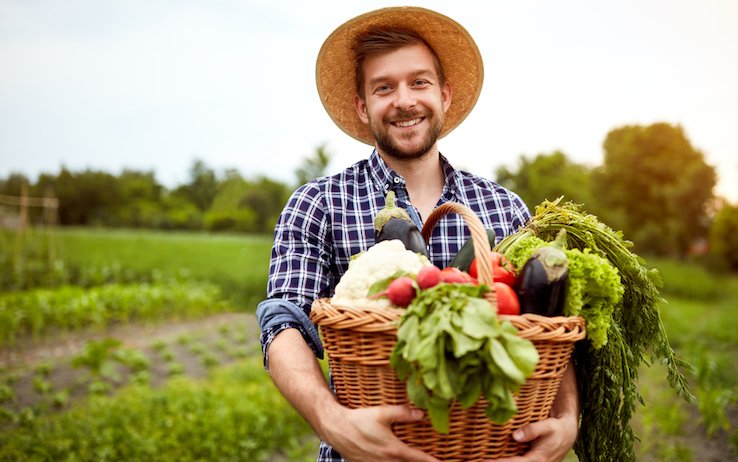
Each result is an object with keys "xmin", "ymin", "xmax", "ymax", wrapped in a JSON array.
[
  {"xmin": 0, "ymin": 281, "xmax": 231, "ymax": 346},
  {"xmin": 0, "ymin": 357, "xmax": 316, "ymax": 462}
]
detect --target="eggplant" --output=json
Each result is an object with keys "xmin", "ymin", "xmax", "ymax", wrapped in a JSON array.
[
  {"xmin": 516, "ymin": 229, "xmax": 569, "ymax": 316},
  {"xmin": 374, "ymin": 191, "xmax": 429, "ymax": 258}
]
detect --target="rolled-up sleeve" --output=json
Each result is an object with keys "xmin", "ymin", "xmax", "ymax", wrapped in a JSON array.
[{"xmin": 256, "ymin": 182, "xmax": 333, "ymax": 369}]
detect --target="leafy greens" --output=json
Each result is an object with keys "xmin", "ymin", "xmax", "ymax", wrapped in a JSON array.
[{"xmin": 390, "ymin": 283, "xmax": 538, "ymax": 433}]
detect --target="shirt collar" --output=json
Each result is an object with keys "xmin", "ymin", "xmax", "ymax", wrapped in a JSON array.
[{"xmin": 368, "ymin": 149, "xmax": 461, "ymax": 197}]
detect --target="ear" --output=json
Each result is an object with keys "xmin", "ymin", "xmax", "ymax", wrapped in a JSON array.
[
  {"xmin": 354, "ymin": 95, "xmax": 370, "ymax": 124},
  {"xmin": 441, "ymin": 81, "xmax": 452, "ymax": 114}
]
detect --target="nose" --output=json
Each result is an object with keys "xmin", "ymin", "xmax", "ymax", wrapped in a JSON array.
[{"xmin": 393, "ymin": 84, "xmax": 416, "ymax": 110}]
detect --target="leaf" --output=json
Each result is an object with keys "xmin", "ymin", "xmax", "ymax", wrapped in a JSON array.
[
  {"xmin": 427, "ymin": 398, "xmax": 451, "ymax": 434},
  {"xmin": 488, "ymin": 338, "xmax": 526, "ymax": 385},
  {"xmin": 458, "ymin": 374, "xmax": 482, "ymax": 409},
  {"xmin": 367, "ymin": 270, "xmax": 409, "ymax": 296}
]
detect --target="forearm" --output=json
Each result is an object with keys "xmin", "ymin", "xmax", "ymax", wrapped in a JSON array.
[
  {"xmin": 266, "ymin": 328, "xmax": 340, "ymax": 439},
  {"xmin": 551, "ymin": 359, "xmax": 579, "ymax": 424}
]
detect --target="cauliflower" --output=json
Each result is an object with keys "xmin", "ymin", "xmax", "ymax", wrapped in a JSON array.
[{"xmin": 332, "ymin": 240, "xmax": 430, "ymax": 310}]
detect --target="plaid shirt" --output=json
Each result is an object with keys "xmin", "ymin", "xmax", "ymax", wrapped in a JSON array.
[{"xmin": 256, "ymin": 149, "xmax": 530, "ymax": 461}]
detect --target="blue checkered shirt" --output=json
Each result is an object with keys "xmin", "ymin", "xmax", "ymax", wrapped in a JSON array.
[{"xmin": 256, "ymin": 149, "xmax": 530, "ymax": 461}]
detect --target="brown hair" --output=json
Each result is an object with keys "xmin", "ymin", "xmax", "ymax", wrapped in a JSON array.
[{"xmin": 352, "ymin": 27, "xmax": 446, "ymax": 99}]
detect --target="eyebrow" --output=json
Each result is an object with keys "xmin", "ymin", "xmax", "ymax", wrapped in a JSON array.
[{"xmin": 367, "ymin": 69, "xmax": 436, "ymax": 89}]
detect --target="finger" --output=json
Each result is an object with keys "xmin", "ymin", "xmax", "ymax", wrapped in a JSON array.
[
  {"xmin": 512, "ymin": 419, "xmax": 554, "ymax": 443},
  {"xmin": 376, "ymin": 404, "xmax": 426, "ymax": 425}
]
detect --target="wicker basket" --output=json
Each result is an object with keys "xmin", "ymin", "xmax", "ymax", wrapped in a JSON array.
[{"xmin": 310, "ymin": 202, "xmax": 586, "ymax": 460}]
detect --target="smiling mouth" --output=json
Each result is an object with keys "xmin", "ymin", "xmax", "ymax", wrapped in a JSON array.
[{"xmin": 392, "ymin": 118, "xmax": 424, "ymax": 128}]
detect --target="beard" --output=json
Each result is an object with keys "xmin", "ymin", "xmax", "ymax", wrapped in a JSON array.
[{"xmin": 370, "ymin": 108, "xmax": 443, "ymax": 160}]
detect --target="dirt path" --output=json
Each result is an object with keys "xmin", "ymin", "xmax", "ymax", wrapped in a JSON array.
[
  {"xmin": 1, "ymin": 313, "xmax": 262, "ymax": 418},
  {"xmin": 0, "ymin": 312, "xmax": 259, "ymax": 369}
]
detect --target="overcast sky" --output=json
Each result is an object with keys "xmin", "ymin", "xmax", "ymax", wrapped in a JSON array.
[{"xmin": 1, "ymin": 0, "xmax": 737, "ymax": 202}]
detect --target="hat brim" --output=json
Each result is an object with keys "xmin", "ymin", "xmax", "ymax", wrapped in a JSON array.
[{"xmin": 316, "ymin": 6, "xmax": 484, "ymax": 145}]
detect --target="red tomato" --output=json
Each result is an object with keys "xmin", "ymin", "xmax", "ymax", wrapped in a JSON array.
[
  {"xmin": 494, "ymin": 282, "xmax": 520, "ymax": 315},
  {"xmin": 469, "ymin": 252, "xmax": 518, "ymax": 287},
  {"xmin": 440, "ymin": 267, "xmax": 475, "ymax": 284}
]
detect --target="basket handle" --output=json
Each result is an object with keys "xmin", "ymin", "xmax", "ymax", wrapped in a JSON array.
[{"xmin": 421, "ymin": 202, "xmax": 497, "ymax": 307}]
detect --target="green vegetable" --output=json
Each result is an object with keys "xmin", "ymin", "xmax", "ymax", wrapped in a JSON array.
[
  {"xmin": 499, "ymin": 233, "xmax": 622, "ymax": 349},
  {"xmin": 390, "ymin": 284, "xmax": 538, "ymax": 433},
  {"xmin": 495, "ymin": 198, "xmax": 693, "ymax": 462},
  {"xmin": 447, "ymin": 229, "xmax": 496, "ymax": 271}
]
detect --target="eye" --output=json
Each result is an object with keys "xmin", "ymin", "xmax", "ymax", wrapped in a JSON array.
[
  {"xmin": 412, "ymin": 79, "xmax": 431, "ymax": 88},
  {"xmin": 374, "ymin": 84, "xmax": 392, "ymax": 94}
]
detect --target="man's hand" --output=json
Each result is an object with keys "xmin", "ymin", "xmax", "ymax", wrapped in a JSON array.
[
  {"xmin": 485, "ymin": 361, "xmax": 579, "ymax": 462},
  {"xmin": 484, "ymin": 414, "xmax": 578, "ymax": 462},
  {"xmin": 266, "ymin": 329, "xmax": 439, "ymax": 462},
  {"xmin": 321, "ymin": 404, "xmax": 441, "ymax": 462}
]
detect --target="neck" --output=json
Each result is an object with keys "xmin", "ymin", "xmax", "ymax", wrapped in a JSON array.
[{"xmin": 377, "ymin": 149, "xmax": 445, "ymax": 222}]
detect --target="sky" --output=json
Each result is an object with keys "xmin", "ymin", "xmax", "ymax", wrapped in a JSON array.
[{"xmin": 1, "ymin": 0, "xmax": 737, "ymax": 202}]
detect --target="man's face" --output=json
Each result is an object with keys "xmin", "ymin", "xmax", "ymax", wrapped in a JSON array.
[{"xmin": 354, "ymin": 43, "xmax": 452, "ymax": 160}]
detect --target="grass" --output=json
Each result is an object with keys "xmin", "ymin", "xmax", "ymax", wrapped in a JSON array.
[{"xmin": 22, "ymin": 227, "xmax": 274, "ymax": 309}]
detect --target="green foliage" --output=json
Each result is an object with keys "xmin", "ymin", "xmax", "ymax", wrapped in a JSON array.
[
  {"xmin": 0, "ymin": 358, "xmax": 313, "ymax": 462},
  {"xmin": 2, "ymin": 157, "xmax": 290, "ymax": 233},
  {"xmin": 498, "ymin": 233, "xmax": 624, "ymax": 349},
  {"xmin": 648, "ymin": 257, "xmax": 724, "ymax": 300},
  {"xmin": 172, "ymin": 159, "xmax": 218, "ymax": 212},
  {"xmin": 0, "ymin": 281, "xmax": 228, "ymax": 346},
  {"xmin": 709, "ymin": 202, "xmax": 738, "ymax": 271},
  {"xmin": 295, "ymin": 143, "xmax": 331, "ymax": 186},
  {"xmin": 391, "ymin": 284, "xmax": 538, "ymax": 432},
  {"xmin": 495, "ymin": 151, "xmax": 595, "ymax": 209},
  {"xmin": 635, "ymin": 269, "xmax": 738, "ymax": 460},
  {"xmin": 205, "ymin": 173, "xmax": 289, "ymax": 233},
  {"xmin": 71, "ymin": 338, "xmax": 124, "ymax": 381},
  {"xmin": 496, "ymin": 199, "xmax": 692, "ymax": 462},
  {"xmin": 594, "ymin": 123, "xmax": 716, "ymax": 257}
]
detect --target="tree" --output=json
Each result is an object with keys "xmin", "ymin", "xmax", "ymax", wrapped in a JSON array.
[
  {"xmin": 295, "ymin": 144, "xmax": 331, "ymax": 186},
  {"xmin": 594, "ymin": 123, "xmax": 716, "ymax": 256},
  {"xmin": 52, "ymin": 168, "xmax": 123, "ymax": 225},
  {"xmin": 710, "ymin": 202, "xmax": 738, "ymax": 271},
  {"xmin": 115, "ymin": 170, "xmax": 165, "ymax": 227},
  {"xmin": 0, "ymin": 173, "xmax": 31, "ymax": 196},
  {"xmin": 495, "ymin": 151, "xmax": 595, "ymax": 210},
  {"xmin": 205, "ymin": 175, "xmax": 289, "ymax": 233},
  {"xmin": 174, "ymin": 159, "xmax": 218, "ymax": 212}
]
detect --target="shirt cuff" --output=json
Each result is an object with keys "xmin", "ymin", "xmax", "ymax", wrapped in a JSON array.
[{"xmin": 256, "ymin": 298, "xmax": 324, "ymax": 371}]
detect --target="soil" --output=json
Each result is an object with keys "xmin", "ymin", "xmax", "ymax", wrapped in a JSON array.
[{"xmin": 0, "ymin": 313, "xmax": 261, "ymax": 416}]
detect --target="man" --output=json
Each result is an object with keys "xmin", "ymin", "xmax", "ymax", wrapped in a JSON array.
[{"xmin": 257, "ymin": 7, "xmax": 579, "ymax": 462}]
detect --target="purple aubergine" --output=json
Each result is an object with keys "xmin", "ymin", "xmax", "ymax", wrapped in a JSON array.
[
  {"xmin": 374, "ymin": 191, "xmax": 429, "ymax": 258},
  {"xmin": 516, "ymin": 229, "xmax": 569, "ymax": 316}
]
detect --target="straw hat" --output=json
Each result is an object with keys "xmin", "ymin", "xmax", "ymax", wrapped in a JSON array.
[{"xmin": 316, "ymin": 6, "xmax": 484, "ymax": 145}]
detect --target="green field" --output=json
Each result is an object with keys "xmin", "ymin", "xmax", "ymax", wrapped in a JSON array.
[
  {"xmin": 1, "ymin": 227, "xmax": 737, "ymax": 461},
  {"xmin": 4, "ymin": 227, "xmax": 274, "ymax": 309}
]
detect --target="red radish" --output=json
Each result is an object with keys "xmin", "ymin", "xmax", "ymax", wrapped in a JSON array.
[
  {"xmin": 386, "ymin": 276, "xmax": 417, "ymax": 307},
  {"xmin": 416, "ymin": 266, "xmax": 442, "ymax": 289}
]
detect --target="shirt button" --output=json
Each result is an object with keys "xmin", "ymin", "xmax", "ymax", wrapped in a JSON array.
[{"xmin": 393, "ymin": 177, "xmax": 401, "ymax": 184}]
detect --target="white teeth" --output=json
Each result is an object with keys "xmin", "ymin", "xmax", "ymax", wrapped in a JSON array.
[{"xmin": 394, "ymin": 118, "xmax": 422, "ymax": 128}]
